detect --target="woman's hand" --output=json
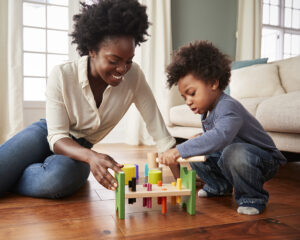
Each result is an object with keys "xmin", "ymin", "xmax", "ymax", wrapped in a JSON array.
[
  {"xmin": 158, "ymin": 148, "xmax": 181, "ymax": 166},
  {"xmin": 53, "ymin": 138, "xmax": 123, "ymax": 191},
  {"xmin": 88, "ymin": 152, "xmax": 123, "ymax": 191}
]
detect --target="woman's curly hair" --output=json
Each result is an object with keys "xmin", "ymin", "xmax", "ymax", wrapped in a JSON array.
[
  {"xmin": 71, "ymin": 0, "xmax": 149, "ymax": 56},
  {"xmin": 166, "ymin": 41, "xmax": 232, "ymax": 91}
]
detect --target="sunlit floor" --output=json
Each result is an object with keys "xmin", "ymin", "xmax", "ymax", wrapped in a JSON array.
[{"xmin": 0, "ymin": 143, "xmax": 299, "ymax": 239}]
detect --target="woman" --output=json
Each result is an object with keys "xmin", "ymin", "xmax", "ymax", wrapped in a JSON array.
[{"xmin": 0, "ymin": 0, "xmax": 175, "ymax": 198}]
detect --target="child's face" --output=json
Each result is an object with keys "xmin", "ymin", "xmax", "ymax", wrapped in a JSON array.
[{"xmin": 178, "ymin": 73, "xmax": 221, "ymax": 114}]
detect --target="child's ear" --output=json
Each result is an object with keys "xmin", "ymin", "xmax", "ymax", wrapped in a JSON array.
[
  {"xmin": 212, "ymin": 80, "xmax": 219, "ymax": 90},
  {"xmin": 89, "ymin": 50, "xmax": 96, "ymax": 58}
]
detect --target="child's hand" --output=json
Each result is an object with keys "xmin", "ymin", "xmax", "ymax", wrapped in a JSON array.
[{"xmin": 158, "ymin": 148, "xmax": 181, "ymax": 166}]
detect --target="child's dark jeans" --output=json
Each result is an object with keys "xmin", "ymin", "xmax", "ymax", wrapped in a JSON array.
[{"xmin": 190, "ymin": 142, "xmax": 279, "ymax": 209}]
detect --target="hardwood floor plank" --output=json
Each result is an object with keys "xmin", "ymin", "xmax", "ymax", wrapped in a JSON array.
[
  {"xmin": 0, "ymin": 215, "xmax": 124, "ymax": 240},
  {"xmin": 276, "ymin": 214, "xmax": 300, "ymax": 231},
  {"xmin": 0, "ymin": 144, "xmax": 299, "ymax": 239},
  {"xmin": 0, "ymin": 185, "xmax": 100, "ymax": 210},
  {"xmin": 114, "ymin": 198, "xmax": 283, "ymax": 237},
  {"xmin": 125, "ymin": 218, "xmax": 300, "ymax": 240},
  {"xmin": 0, "ymin": 200, "xmax": 115, "ymax": 228},
  {"xmin": 274, "ymin": 162, "xmax": 300, "ymax": 182}
]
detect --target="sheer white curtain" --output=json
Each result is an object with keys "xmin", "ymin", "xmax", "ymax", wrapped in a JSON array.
[
  {"xmin": 236, "ymin": 0, "xmax": 262, "ymax": 60},
  {"xmin": 0, "ymin": 0, "xmax": 23, "ymax": 144},
  {"xmin": 124, "ymin": 0, "xmax": 172, "ymax": 145}
]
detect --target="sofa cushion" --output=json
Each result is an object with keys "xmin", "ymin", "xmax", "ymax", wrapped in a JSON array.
[
  {"xmin": 272, "ymin": 55, "xmax": 300, "ymax": 93},
  {"xmin": 231, "ymin": 58, "xmax": 268, "ymax": 69},
  {"xmin": 225, "ymin": 58, "xmax": 269, "ymax": 95},
  {"xmin": 230, "ymin": 64, "xmax": 285, "ymax": 99},
  {"xmin": 256, "ymin": 91, "xmax": 300, "ymax": 133},
  {"xmin": 238, "ymin": 97, "xmax": 268, "ymax": 116},
  {"xmin": 170, "ymin": 104, "xmax": 202, "ymax": 128}
]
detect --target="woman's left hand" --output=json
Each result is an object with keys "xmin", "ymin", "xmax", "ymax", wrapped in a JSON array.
[{"xmin": 158, "ymin": 148, "xmax": 181, "ymax": 166}]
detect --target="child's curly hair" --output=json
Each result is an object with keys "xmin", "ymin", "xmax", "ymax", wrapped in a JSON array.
[
  {"xmin": 71, "ymin": 0, "xmax": 149, "ymax": 56},
  {"xmin": 166, "ymin": 41, "xmax": 232, "ymax": 91}
]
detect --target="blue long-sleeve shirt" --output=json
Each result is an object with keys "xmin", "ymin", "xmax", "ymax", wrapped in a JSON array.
[{"xmin": 176, "ymin": 93, "xmax": 287, "ymax": 165}]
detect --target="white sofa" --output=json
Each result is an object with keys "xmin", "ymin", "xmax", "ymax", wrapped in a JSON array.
[{"xmin": 165, "ymin": 55, "xmax": 300, "ymax": 153}]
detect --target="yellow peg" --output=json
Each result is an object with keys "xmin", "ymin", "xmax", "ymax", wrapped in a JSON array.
[{"xmin": 176, "ymin": 178, "xmax": 182, "ymax": 204}]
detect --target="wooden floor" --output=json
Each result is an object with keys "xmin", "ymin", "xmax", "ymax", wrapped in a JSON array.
[{"xmin": 1, "ymin": 144, "xmax": 300, "ymax": 240}]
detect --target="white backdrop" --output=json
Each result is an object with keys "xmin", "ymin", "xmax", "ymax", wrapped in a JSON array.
[
  {"xmin": 0, "ymin": 0, "xmax": 23, "ymax": 144},
  {"xmin": 236, "ymin": 0, "xmax": 262, "ymax": 60},
  {"xmin": 0, "ymin": 0, "xmax": 172, "ymax": 145}
]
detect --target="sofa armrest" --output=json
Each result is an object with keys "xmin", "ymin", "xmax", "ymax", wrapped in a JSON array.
[{"xmin": 165, "ymin": 86, "xmax": 185, "ymax": 126}]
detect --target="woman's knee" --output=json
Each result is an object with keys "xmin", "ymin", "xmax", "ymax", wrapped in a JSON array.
[
  {"xmin": 46, "ymin": 154, "xmax": 90, "ymax": 180},
  {"xmin": 2, "ymin": 120, "xmax": 51, "ymax": 158},
  {"xmin": 42, "ymin": 155, "xmax": 90, "ymax": 198},
  {"xmin": 0, "ymin": 120, "xmax": 52, "ymax": 191}
]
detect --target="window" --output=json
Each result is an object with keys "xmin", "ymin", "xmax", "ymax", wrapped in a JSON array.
[
  {"xmin": 22, "ymin": 0, "xmax": 70, "ymax": 101},
  {"xmin": 261, "ymin": 0, "xmax": 300, "ymax": 61}
]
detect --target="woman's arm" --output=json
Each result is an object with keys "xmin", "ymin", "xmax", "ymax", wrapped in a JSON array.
[
  {"xmin": 46, "ymin": 66, "xmax": 123, "ymax": 190},
  {"xmin": 53, "ymin": 138, "xmax": 123, "ymax": 190},
  {"xmin": 133, "ymin": 67, "xmax": 176, "ymax": 152}
]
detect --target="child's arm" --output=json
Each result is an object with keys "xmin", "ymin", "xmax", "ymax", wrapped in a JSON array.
[
  {"xmin": 189, "ymin": 132, "xmax": 202, "ymax": 139},
  {"xmin": 169, "ymin": 164, "xmax": 180, "ymax": 179},
  {"xmin": 177, "ymin": 107, "xmax": 243, "ymax": 158}
]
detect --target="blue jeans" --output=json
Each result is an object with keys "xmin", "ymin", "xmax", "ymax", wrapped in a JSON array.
[
  {"xmin": 0, "ymin": 119, "xmax": 91, "ymax": 198},
  {"xmin": 190, "ymin": 142, "xmax": 279, "ymax": 208}
]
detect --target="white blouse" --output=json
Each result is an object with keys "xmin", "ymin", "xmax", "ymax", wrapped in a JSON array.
[{"xmin": 46, "ymin": 56, "xmax": 175, "ymax": 152}]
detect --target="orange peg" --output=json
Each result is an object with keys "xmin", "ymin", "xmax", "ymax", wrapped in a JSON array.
[{"xmin": 161, "ymin": 197, "xmax": 167, "ymax": 214}]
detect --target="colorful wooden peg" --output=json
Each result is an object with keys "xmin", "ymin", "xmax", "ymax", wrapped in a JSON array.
[
  {"xmin": 161, "ymin": 197, "xmax": 167, "ymax": 214},
  {"xmin": 144, "ymin": 163, "xmax": 149, "ymax": 183},
  {"xmin": 176, "ymin": 178, "xmax": 182, "ymax": 204},
  {"xmin": 147, "ymin": 183, "xmax": 152, "ymax": 208},
  {"xmin": 128, "ymin": 177, "xmax": 137, "ymax": 204},
  {"xmin": 171, "ymin": 181, "xmax": 177, "ymax": 205},
  {"xmin": 147, "ymin": 152, "xmax": 158, "ymax": 169},
  {"xmin": 121, "ymin": 164, "xmax": 136, "ymax": 185},
  {"xmin": 149, "ymin": 169, "xmax": 162, "ymax": 184},
  {"xmin": 157, "ymin": 180, "xmax": 163, "ymax": 204},
  {"xmin": 134, "ymin": 164, "xmax": 139, "ymax": 179}
]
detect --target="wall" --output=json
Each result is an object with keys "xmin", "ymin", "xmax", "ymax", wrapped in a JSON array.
[{"xmin": 171, "ymin": 0, "xmax": 238, "ymax": 59}]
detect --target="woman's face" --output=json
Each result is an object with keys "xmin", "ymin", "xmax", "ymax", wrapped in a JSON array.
[{"xmin": 89, "ymin": 36, "xmax": 135, "ymax": 86}]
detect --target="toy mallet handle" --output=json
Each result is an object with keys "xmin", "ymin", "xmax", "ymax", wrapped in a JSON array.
[{"xmin": 156, "ymin": 155, "xmax": 206, "ymax": 163}]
